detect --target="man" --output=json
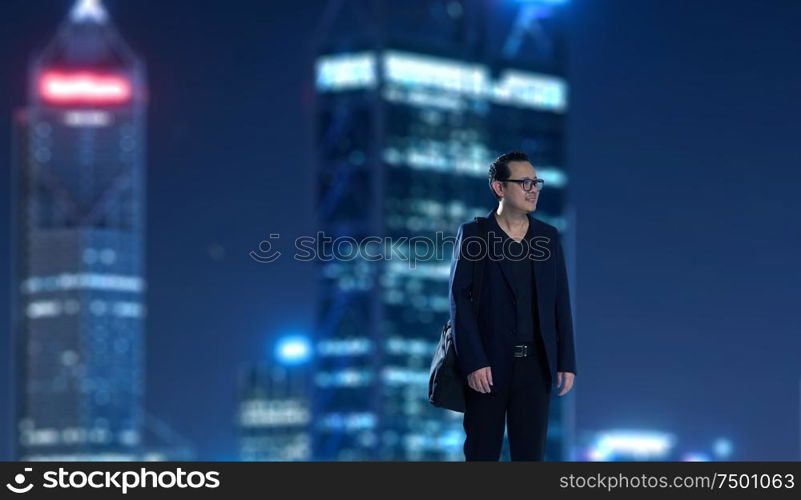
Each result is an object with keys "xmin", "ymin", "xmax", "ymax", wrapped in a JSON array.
[{"xmin": 448, "ymin": 151, "xmax": 577, "ymax": 461}]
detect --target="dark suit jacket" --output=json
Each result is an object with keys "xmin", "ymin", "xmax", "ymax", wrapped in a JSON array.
[{"xmin": 448, "ymin": 209, "xmax": 577, "ymax": 393}]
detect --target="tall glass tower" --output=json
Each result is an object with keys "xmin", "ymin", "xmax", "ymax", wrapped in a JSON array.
[
  {"xmin": 312, "ymin": 0, "xmax": 574, "ymax": 461},
  {"xmin": 13, "ymin": 0, "xmax": 148, "ymax": 460}
]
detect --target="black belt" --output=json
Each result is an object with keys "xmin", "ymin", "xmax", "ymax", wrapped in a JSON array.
[{"xmin": 513, "ymin": 343, "xmax": 535, "ymax": 358}]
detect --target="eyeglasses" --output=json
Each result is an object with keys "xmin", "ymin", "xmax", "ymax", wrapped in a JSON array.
[{"xmin": 504, "ymin": 177, "xmax": 544, "ymax": 192}]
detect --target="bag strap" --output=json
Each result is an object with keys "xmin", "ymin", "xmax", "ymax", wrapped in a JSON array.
[{"xmin": 470, "ymin": 216, "xmax": 488, "ymax": 310}]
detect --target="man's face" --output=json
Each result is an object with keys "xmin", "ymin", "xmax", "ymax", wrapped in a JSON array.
[{"xmin": 496, "ymin": 161, "xmax": 539, "ymax": 213}]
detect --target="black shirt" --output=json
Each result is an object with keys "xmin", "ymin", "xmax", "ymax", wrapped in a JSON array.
[{"xmin": 489, "ymin": 214, "xmax": 540, "ymax": 343}]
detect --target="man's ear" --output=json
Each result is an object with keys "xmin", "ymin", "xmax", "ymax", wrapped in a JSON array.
[{"xmin": 491, "ymin": 180, "xmax": 504, "ymax": 199}]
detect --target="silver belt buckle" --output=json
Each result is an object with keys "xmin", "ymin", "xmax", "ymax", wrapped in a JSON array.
[{"xmin": 514, "ymin": 344, "xmax": 528, "ymax": 357}]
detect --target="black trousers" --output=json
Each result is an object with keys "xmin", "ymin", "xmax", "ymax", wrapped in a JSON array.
[{"xmin": 463, "ymin": 340, "xmax": 552, "ymax": 461}]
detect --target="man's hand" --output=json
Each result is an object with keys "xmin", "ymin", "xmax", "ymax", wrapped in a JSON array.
[
  {"xmin": 556, "ymin": 371, "xmax": 575, "ymax": 396},
  {"xmin": 467, "ymin": 366, "xmax": 493, "ymax": 393}
]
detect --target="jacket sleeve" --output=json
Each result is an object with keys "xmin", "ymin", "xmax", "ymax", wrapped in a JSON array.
[
  {"xmin": 449, "ymin": 222, "xmax": 490, "ymax": 377},
  {"xmin": 554, "ymin": 231, "xmax": 577, "ymax": 375}
]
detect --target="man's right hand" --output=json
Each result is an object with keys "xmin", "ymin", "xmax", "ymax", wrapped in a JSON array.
[{"xmin": 467, "ymin": 366, "xmax": 493, "ymax": 393}]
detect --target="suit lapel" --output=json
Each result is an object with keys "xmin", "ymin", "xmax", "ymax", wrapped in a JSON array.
[
  {"xmin": 496, "ymin": 252, "xmax": 518, "ymax": 301},
  {"xmin": 526, "ymin": 215, "xmax": 546, "ymax": 318},
  {"xmin": 486, "ymin": 209, "xmax": 518, "ymax": 301}
]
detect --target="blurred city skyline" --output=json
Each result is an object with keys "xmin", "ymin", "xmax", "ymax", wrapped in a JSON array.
[{"xmin": 1, "ymin": 0, "xmax": 800, "ymax": 460}]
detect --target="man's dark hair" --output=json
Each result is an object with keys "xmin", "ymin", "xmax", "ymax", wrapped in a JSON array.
[{"xmin": 488, "ymin": 151, "xmax": 530, "ymax": 200}]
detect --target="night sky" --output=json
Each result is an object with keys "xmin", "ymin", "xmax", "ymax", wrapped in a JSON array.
[{"xmin": 0, "ymin": 0, "xmax": 799, "ymax": 460}]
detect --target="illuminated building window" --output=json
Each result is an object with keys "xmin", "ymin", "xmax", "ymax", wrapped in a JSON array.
[
  {"xmin": 385, "ymin": 337, "xmax": 434, "ymax": 356},
  {"xmin": 315, "ymin": 50, "xmax": 567, "ymax": 112},
  {"xmin": 319, "ymin": 412, "xmax": 376, "ymax": 430},
  {"xmin": 26, "ymin": 301, "xmax": 61, "ymax": 319},
  {"xmin": 119, "ymin": 430, "xmax": 140, "ymax": 447},
  {"xmin": 381, "ymin": 367, "xmax": 429, "ymax": 386},
  {"xmin": 60, "ymin": 350, "xmax": 79, "ymax": 366},
  {"xmin": 24, "ymin": 428, "xmax": 60, "ymax": 446},
  {"xmin": 314, "ymin": 369, "xmax": 373, "ymax": 388},
  {"xmin": 588, "ymin": 430, "xmax": 676, "ymax": 461},
  {"xmin": 63, "ymin": 110, "xmax": 112, "ymax": 127},
  {"xmin": 386, "ymin": 261, "xmax": 450, "ymax": 280},
  {"xmin": 316, "ymin": 52, "xmax": 377, "ymax": 91},
  {"xmin": 317, "ymin": 338, "xmax": 372, "ymax": 356},
  {"xmin": 111, "ymin": 302, "xmax": 143, "ymax": 318},
  {"xmin": 383, "ymin": 142, "xmax": 568, "ymax": 184},
  {"xmin": 98, "ymin": 249, "xmax": 114, "ymax": 266},
  {"xmin": 384, "ymin": 50, "xmax": 487, "ymax": 96},
  {"xmin": 22, "ymin": 273, "xmax": 144, "ymax": 293},
  {"xmin": 239, "ymin": 400, "xmax": 311, "ymax": 427},
  {"xmin": 492, "ymin": 69, "xmax": 567, "ymax": 111}
]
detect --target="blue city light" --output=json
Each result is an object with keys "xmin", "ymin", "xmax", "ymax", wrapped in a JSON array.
[
  {"xmin": 713, "ymin": 438, "xmax": 733, "ymax": 458},
  {"xmin": 274, "ymin": 335, "xmax": 312, "ymax": 365}
]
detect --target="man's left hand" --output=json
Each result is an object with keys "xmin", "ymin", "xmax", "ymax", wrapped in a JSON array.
[{"xmin": 556, "ymin": 371, "xmax": 574, "ymax": 396}]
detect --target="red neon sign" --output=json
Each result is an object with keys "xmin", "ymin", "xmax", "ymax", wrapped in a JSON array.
[{"xmin": 39, "ymin": 71, "xmax": 132, "ymax": 105}]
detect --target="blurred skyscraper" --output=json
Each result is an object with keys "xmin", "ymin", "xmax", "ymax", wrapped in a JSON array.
[
  {"xmin": 12, "ymin": 0, "xmax": 148, "ymax": 460},
  {"xmin": 312, "ymin": 0, "xmax": 574, "ymax": 460}
]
